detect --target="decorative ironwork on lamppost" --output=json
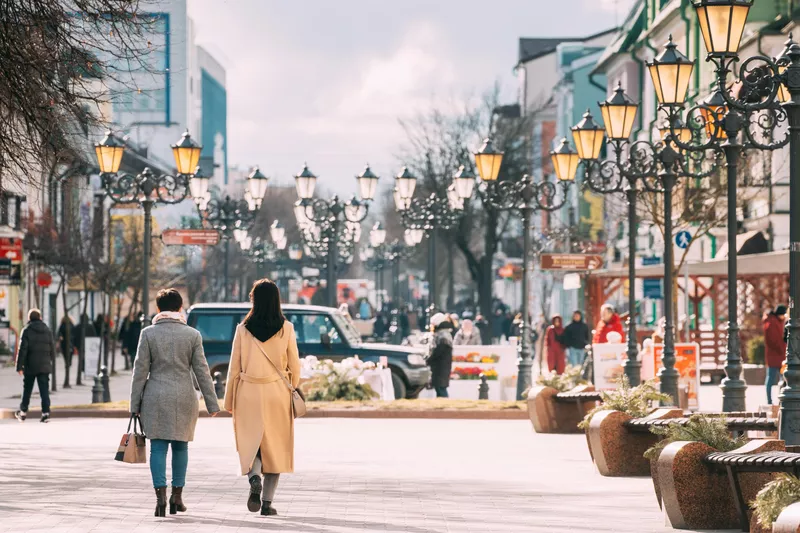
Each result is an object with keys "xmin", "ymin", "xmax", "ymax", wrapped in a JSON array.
[
  {"xmin": 95, "ymin": 129, "xmax": 202, "ymax": 326},
  {"xmin": 576, "ymin": 72, "xmax": 720, "ymax": 401},
  {"xmin": 471, "ymin": 136, "xmax": 578, "ymax": 400},
  {"xmin": 393, "ymin": 166, "xmax": 473, "ymax": 316},
  {"xmin": 194, "ymin": 166, "xmax": 269, "ymax": 301},
  {"xmin": 361, "ymin": 223, "xmax": 419, "ymax": 310},
  {"xmin": 242, "ymin": 220, "xmax": 288, "ymax": 275},
  {"xmin": 294, "ymin": 163, "xmax": 378, "ymax": 307},
  {"xmin": 653, "ymin": 5, "xmax": 796, "ymax": 415}
]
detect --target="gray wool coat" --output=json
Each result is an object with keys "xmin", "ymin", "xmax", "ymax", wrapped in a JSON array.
[{"xmin": 130, "ymin": 319, "xmax": 220, "ymax": 441}]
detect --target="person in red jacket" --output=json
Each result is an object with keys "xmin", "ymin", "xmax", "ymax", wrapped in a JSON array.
[
  {"xmin": 593, "ymin": 304, "xmax": 626, "ymax": 344},
  {"xmin": 764, "ymin": 305, "xmax": 787, "ymax": 405},
  {"xmin": 545, "ymin": 315, "xmax": 566, "ymax": 374}
]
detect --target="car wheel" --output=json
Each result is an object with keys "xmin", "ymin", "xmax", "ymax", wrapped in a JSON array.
[{"xmin": 391, "ymin": 371, "xmax": 407, "ymax": 400}]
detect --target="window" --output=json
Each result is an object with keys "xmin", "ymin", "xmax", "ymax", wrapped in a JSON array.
[
  {"xmin": 294, "ymin": 314, "xmax": 342, "ymax": 345},
  {"xmin": 193, "ymin": 314, "xmax": 234, "ymax": 342}
]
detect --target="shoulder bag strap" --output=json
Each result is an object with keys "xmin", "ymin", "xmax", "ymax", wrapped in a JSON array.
[{"xmin": 250, "ymin": 331, "xmax": 296, "ymax": 394}]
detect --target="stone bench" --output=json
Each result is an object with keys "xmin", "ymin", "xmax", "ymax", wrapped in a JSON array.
[
  {"xmin": 586, "ymin": 409, "xmax": 777, "ymax": 478},
  {"xmin": 526, "ymin": 385, "xmax": 599, "ymax": 434},
  {"xmin": 656, "ymin": 439, "xmax": 785, "ymax": 530}
]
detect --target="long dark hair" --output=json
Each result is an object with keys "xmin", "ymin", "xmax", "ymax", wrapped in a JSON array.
[{"xmin": 243, "ymin": 279, "xmax": 285, "ymax": 342}]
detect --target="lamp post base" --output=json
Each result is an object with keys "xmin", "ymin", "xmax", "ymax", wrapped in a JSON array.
[
  {"xmin": 516, "ymin": 355, "xmax": 533, "ymax": 401},
  {"xmin": 623, "ymin": 359, "xmax": 642, "ymax": 387},
  {"xmin": 720, "ymin": 379, "xmax": 747, "ymax": 412}
]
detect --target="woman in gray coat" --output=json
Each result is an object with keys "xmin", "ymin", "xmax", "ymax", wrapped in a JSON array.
[{"xmin": 130, "ymin": 288, "xmax": 220, "ymax": 517}]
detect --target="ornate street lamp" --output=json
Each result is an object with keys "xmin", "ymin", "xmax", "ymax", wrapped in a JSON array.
[
  {"xmin": 294, "ymin": 163, "xmax": 377, "ymax": 307},
  {"xmin": 95, "ymin": 130, "xmax": 202, "ymax": 325},
  {"xmin": 195, "ymin": 165, "xmax": 269, "ymax": 301},
  {"xmin": 471, "ymin": 137, "xmax": 576, "ymax": 400},
  {"xmin": 656, "ymin": 15, "xmax": 794, "ymax": 417},
  {"xmin": 393, "ymin": 166, "xmax": 469, "ymax": 316},
  {"xmin": 575, "ymin": 83, "xmax": 719, "ymax": 397}
]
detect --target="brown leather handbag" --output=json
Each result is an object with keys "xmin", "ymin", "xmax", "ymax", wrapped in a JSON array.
[{"xmin": 115, "ymin": 414, "xmax": 147, "ymax": 464}]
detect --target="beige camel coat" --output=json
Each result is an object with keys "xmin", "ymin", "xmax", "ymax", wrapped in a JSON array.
[{"xmin": 223, "ymin": 321, "xmax": 301, "ymax": 475}]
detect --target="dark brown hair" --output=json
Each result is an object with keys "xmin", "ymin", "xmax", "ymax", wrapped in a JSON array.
[
  {"xmin": 243, "ymin": 279, "xmax": 285, "ymax": 341},
  {"xmin": 156, "ymin": 288, "xmax": 183, "ymax": 312}
]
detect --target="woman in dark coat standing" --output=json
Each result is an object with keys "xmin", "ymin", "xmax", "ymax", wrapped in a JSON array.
[{"xmin": 427, "ymin": 313, "xmax": 453, "ymax": 398}]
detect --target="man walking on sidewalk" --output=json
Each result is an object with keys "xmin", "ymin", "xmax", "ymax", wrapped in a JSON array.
[{"xmin": 15, "ymin": 309, "xmax": 55, "ymax": 423}]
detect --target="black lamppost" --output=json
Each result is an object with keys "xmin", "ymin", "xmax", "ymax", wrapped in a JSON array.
[
  {"xmin": 240, "ymin": 220, "xmax": 288, "ymax": 277},
  {"xmin": 393, "ymin": 166, "xmax": 473, "ymax": 315},
  {"xmin": 95, "ymin": 130, "xmax": 202, "ymax": 326},
  {"xmin": 361, "ymin": 223, "xmax": 420, "ymax": 308},
  {"xmin": 471, "ymin": 137, "xmax": 579, "ymax": 400},
  {"xmin": 194, "ymin": 166, "xmax": 269, "ymax": 301},
  {"xmin": 653, "ymin": 2, "xmax": 795, "ymax": 414},
  {"xmin": 294, "ymin": 164, "xmax": 378, "ymax": 307}
]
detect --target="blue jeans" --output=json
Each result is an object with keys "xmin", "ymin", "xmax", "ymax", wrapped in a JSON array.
[
  {"xmin": 766, "ymin": 367, "xmax": 781, "ymax": 405},
  {"xmin": 434, "ymin": 386, "xmax": 449, "ymax": 398},
  {"xmin": 567, "ymin": 347, "xmax": 585, "ymax": 367},
  {"xmin": 149, "ymin": 439, "xmax": 188, "ymax": 489}
]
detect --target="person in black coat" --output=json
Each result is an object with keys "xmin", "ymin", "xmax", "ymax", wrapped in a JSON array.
[
  {"xmin": 558, "ymin": 311, "xmax": 591, "ymax": 367},
  {"xmin": 474, "ymin": 314, "xmax": 490, "ymax": 345},
  {"xmin": 15, "ymin": 309, "xmax": 56, "ymax": 422},
  {"xmin": 119, "ymin": 311, "xmax": 142, "ymax": 367},
  {"xmin": 427, "ymin": 313, "xmax": 454, "ymax": 398}
]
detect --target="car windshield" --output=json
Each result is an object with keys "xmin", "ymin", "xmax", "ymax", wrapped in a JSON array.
[{"xmin": 332, "ymin": 311, "xmax": 361, "ymax": 346}]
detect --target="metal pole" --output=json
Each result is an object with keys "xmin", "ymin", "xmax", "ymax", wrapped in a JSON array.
[
  {"xmin": 375, "ymin": 267, "xmax": 382, "ymax": 311},
  {"xmin": 517, "ymin": 204, "xmax": 533, "ymax": 400},
  {"xmin": 684, "ymin": 261, "xmax": 690, "ymax": 341},
  {"xmin": 780, "ymin": 58, "xmax": 800, "ymax": 443},
  {"xmin": 142, "ymin": 200, "xmax": 152, "ymax": 327},
  {"xmin": 447, "ymin": 240, "xmax": 455, "ymax": 311},
  {"xmin": 658, "ymin": 173, "xmax": 679, "ymax": 404},
  {"xmin": 720, "ymin": 144, "xmax": 746, "ymax": 412},
  {"xmin": 428, "ymin": 231, "xmax": 437, "ymax": 311},
  {"xmin": 223, "ymin": 239, "xmax": 230, "ymax": 302},
  {"xmin": 327, "ymin": 223, "xmax": 338, "ymax": 308},
  {"xmin": 623, "ymin": 188, "xmax": 641, "ymax": 386}
]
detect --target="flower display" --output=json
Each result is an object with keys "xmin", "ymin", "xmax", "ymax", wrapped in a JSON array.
[
  {"xmin": 452, "ymin": 353, "xmax": 500, "ymax": 363},
  {"xmin": 451, "ymin": 366, "xmax": 498, "ymax": 380}
]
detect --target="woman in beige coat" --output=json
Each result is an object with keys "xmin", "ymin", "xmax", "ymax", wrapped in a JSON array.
[{"xmin": 224, "ymin": 279, "xmax": 300, "ymax": 517}]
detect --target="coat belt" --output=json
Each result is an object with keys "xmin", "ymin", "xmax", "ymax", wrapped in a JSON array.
[{"xmin": 239, "ymin": 373, "xmax": 282, "ymax": 385}]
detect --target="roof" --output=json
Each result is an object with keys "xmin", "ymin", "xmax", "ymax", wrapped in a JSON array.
[
  {"xmin": 592, "ymin": 250, "xmax": 789, "ymax": 278},
  {"xmin": 593, "ymin": 0, "xmax": 646, "ymax": 74},
  {"xmin": 517, "ymin": 28, "xmax": 618, "ymax": 65},
  {"xmin": 188, "ymin": 303, "xmax": 338, "ymax": 313}
]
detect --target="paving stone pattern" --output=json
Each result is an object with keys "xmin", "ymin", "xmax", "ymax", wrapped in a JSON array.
[{"xmin": 0, "ymin": 417, "xmax": 683, "ymax": 533}]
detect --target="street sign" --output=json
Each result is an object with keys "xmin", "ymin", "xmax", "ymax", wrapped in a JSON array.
[
  {"xmin": 643, "ymin": 278, "xmax": 663, "ymax": 299},
  {"xmin": 642, "ymin": 256, "xmax": 662, "ymax": 266},
  {"xmin": 675, "ymin": 230, "xmax": 692, "ymax": 249},
  {"xmin": 0, "ymin": 237, "xmax": 22, "ymax": 262},
  {"xmin": 36, "ymin": 271, "xmax": 53, "ymax": 288},
  {"xmin": 161, "ymin": 229, "xmax": 220, "ymax": 246},
  {"xmin": 0, "ymin": 258, "xmax": 12, "ymax": 279},
  {"xmin": 540, "ymin": 253, "xmax": 604, "ymax": 271}
]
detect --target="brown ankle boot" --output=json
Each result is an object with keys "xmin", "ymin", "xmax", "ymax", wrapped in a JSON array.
[
  {"xmin": 154, "ymin": 487, "xmax": 167, "ymax": 517},
  {"xmin": 169, "ymin": 486, "xmax": 186, "ymax": 514}
]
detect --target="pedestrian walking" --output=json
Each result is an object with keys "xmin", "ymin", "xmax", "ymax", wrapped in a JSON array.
[
  {"xmin": 129, "ymin": 288, "xmax": 220, "ymax": 518},
  {"xmin": 593, "ymin": 304, "xmax": 626, "ymax": 344},
  {"xmin": 119, "ymin": 311, "xmax": 142, "ymax": 368},
  {"xmin": 764, "ymin": 304, "xmax": 787, "ymax": 405},
  {"xmin": 474, "ymin": 314, "xmax": 490, "ymax": 345},
  {"xmin": 545, "ymin": 315, "xmax": 567, "ymax": 374},
  {"xmin": 559, "ymin": 311, "xmax": 591, "ymax": 366},
  {"xmin": 57, "ymin": 315, "xmax": 76, "ymax": 388},
  {"xmin": 491, "ymin": 309, "xmax": 505, "ymax": 344},
  {"xmin": 14, "ymin": 309, "xmax": 55, "ymax": 423},
  {"xmin": 224, "ymin": 279, "xmax": 301, "ymax": 517},
  {"xmin": 427, "ymin": 313, "xmax": 454, "ymax": 397},
  {"xmin": 454, "ymin": 318, "xmax": 482, "ymax": 345}
]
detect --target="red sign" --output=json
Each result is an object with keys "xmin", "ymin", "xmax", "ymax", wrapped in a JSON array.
[
  {"xmin": 0, "ymin": 237, "xmax": 22, "ymax": 262},
  {"xmin": 161, "ymin": 229, "xmax": 220, "ymax": 246},
  {"xmin": 540, "ymin": 253, "xmax": 603, "ymax": 271},
  {"xmin": 36, "ymin": 272, "xmax": 52, "ymax": 288}
]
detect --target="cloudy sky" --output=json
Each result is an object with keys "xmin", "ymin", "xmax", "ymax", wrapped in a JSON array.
[{"xmin": 187, "ymin": 0, "xmax": 628, "ymax": 195}]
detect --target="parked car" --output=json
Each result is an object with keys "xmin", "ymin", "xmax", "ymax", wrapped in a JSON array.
[{"xmin": 186, "ymin": 303, "xmax": 431, "ymax": 399}]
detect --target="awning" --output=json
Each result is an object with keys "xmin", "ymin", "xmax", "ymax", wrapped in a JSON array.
[
  {"xmin": 591, "ymin": 249, "xmax": 789, "ymax": 278},
  {"xmin": 714, "ymin": 230, "xmax": 769, "ymax": 259}
]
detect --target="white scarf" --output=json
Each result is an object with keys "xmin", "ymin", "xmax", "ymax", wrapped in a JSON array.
[{"xmin": 152, "ymin": 311, "xmax": 187, "ymax": 324}]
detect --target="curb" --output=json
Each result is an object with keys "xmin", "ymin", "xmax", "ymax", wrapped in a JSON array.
[{"xmin": 1, "ymin": 407, "xmax": 529, "ymax": 421}]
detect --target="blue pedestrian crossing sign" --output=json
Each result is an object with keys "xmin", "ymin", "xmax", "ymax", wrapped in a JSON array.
[{"xmin": 675, "ymin": 230, "xmax": 692, "ymax": 249}]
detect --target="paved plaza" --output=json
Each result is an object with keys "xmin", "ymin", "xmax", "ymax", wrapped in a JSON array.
[{"xmin": 0, "ymin": 417, "xmax": 683, "ymax": 533}]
